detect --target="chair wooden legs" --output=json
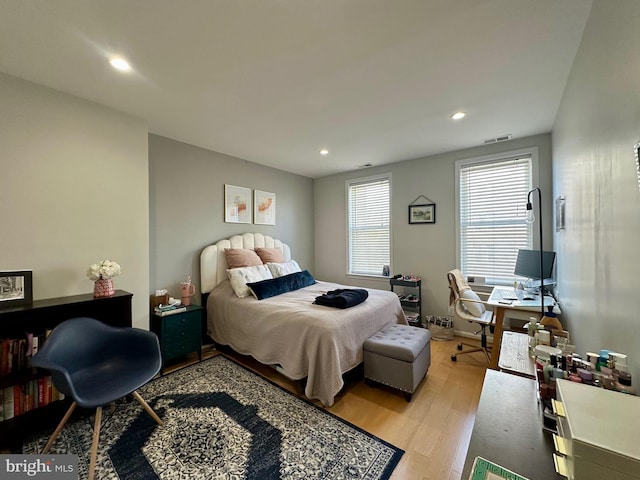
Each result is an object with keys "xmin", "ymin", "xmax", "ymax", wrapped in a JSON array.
[
  {"xmin": 40, "ymin": 401, "xmax": 101, "ymax": 480},
  {"xmin": 132, "ymin": 390, "xmax": 164, "ymax": 426},
  {"xmin": 41, "ymin": 401, "xmax": 77, "ymax": 454},
  {"xmin": 88, "ymin": 406, "xmax": 102, "ymax": 480},
  {"xmin": 88, "ymin": 394, "xmax": 162, "ymax": 479},
  {"xmin": 41, "ymin": 393, "xmax": 161, "ymax": 480}
]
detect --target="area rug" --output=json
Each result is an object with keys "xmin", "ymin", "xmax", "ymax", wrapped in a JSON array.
[{"xmin": 23, "ymin": 355, "xmax": 403, "ymax": 479}]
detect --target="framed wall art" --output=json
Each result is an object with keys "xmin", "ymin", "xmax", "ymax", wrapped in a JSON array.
[
  {"xmin": 0, "ymin": 270, "xmax": 33, "ymax": 308},
  {"xmin": 409, "ymin": 203, "xmax": 436, "ymax": 224},
  {"xmin": 225, "ymin": 184, "xmax": 252, "ymax": 224},
  {"xmin": 555, "ymin": 195, "xmax": 566, "ymax": 231},
  {"xmin": 634, "ymin": 140, "xmax": 640, "ymax": 190},
  {"xmin": 254, "ymin": 190, "xmax": 276, "ymax": 225}
]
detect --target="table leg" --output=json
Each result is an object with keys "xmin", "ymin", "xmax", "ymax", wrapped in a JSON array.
[{"xmin": 489, "ymin": 306, "xmax": 506, "ymax": 370}]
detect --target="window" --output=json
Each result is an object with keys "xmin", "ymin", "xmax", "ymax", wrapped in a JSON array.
[
  {"xmin": 347, "ymin": 174, "xmax": 391, "ymax": 276},
  {"xmin": 456, "ymin": 149, "xmax": 537, "ymax": 284}
]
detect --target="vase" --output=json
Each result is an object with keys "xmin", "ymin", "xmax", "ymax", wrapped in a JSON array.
[{"xmin": 94, "ymin": 278, "xmax": 115, "ymax": 298}]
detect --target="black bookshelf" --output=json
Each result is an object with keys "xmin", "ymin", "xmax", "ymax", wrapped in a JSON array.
[{"xmin": 0, "ymin": 290, "xmax": 133, "ymax": 451}]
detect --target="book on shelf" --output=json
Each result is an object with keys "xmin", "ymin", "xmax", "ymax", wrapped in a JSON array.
[
  {"xmin": 154, "ymin": 306, "xmax": 187, "ymax": 317},
  {"xmin": 3, "ymin": 386, "xmax": 14, "ymax": 420},
  {"xmin": 32, "ymin": 335, "xmax": 39, "ymax": 355},
  {"xmin": 0, "ymin": 331, "xmax": 48, "ymax": 376}
]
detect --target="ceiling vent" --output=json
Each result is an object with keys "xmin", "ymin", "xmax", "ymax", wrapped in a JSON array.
[{"xmin": 482, "ymin": 134, "xmax": 512, "ymax": 145}]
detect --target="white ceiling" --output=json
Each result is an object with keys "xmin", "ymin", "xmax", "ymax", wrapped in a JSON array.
[{"xmin": 0, "ymin": 0, "xmax": 592, "ymax": 178}]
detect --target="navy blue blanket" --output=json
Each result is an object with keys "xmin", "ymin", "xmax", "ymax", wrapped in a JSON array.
[{"xmin": 314, "ymin": 288, "xmax": 369, "ymax": 309}]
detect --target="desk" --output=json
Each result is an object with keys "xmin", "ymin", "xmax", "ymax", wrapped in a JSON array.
[
  {"xmin": 487, "ymin": 286, "xmax": 555, "ymax": 370},
  {"xmin": 462, "ymin": 370, "xmax": 561, "ymax": 480}
]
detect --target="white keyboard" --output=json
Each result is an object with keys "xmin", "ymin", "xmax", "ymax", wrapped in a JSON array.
[{"xmin": 499, "ymin": 289, "xmax": 520, "ymax": 300}]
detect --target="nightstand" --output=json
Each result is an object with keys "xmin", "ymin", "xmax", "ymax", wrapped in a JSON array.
[{"xmin": 150, "ymin": 304, "xmax": 203, "ymax": 373}]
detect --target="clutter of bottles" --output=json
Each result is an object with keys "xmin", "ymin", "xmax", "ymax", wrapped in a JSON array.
[{"xmin": 528, "ymin": 317, "xmax": 634, "ymax": 399}]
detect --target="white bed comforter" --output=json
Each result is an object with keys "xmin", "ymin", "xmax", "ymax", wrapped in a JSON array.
[{"xmin": 207, "ymin": 279, "xmax": 406, "ymax": 406}]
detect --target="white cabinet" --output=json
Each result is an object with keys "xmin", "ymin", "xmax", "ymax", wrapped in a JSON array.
[{"xmin": 553, "ymin": 380, "xmax": 640, "ymax": 479}]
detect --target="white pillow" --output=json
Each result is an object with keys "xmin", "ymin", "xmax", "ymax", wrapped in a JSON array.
[
  {"xmin": 266, "ymin": 260, "xmax": 302, "ymax": 278},
  {"xmin": 459, "ymin": 289, "xmax": 486, "ymax": 317},
  {"xmin": 226, "ymin": 265, "xmax": 273, "ymax": 298}
]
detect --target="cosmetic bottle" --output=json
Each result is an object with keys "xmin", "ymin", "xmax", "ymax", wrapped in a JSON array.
[
  {"xmin": 527, "ymin": 317, "xmax": 538, "ymax": 356},
  {"xmin": 597, "ymin": 349, "xmax": 610, "ymax": 371},
  {"xmin": 615, "ymin": 372, "xmax": 636, "ymax": 395},
  {"xmin": 610, "ymin": 352, "xmax": 628, "ymax": 382}
]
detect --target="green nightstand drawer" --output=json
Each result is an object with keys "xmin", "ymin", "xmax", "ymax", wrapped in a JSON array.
[
  {"xmin": 164, "ymin": 339, "xmax": 198, "ymax": 361},
  {"xmin": 164, "ymin": 313, "xmax": 200, "ymax": 339}
]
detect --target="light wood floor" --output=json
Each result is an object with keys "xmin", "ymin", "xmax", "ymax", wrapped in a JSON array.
[{"xmin": 172, "ymin": 335, "xmax": 489, "ymax": 480}]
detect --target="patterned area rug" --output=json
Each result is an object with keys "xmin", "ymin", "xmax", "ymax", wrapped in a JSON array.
[{"xmin": 23, "ymin": 355, "xmax": 403, "ymax": 479}]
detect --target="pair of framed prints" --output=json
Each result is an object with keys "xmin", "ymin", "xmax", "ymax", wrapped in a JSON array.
[{"xmin": 224, "ymin": 185, "xmax": 276, "ymax": 225}]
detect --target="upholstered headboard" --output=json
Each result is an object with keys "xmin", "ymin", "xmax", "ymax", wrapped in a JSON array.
[{"xmin": 200, "ymin": 233, "xmax": 292, "ymax": 294}]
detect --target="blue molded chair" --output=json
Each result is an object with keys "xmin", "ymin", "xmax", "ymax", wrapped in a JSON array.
[{"xmin": 31, "ymin": 317, "xmax": 163, "ymax": 480}]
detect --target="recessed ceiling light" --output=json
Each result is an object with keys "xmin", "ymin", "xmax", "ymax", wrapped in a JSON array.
[
  {"xmin": 109, "ymin": 57, "xmax": 131, "ymax": 72},
  {"xmin": 451, "ymin": 112, "xmax": 466, "ymax": 120},
  {"xmin": 319, "ymin": 149, "xmax": 329, "ymax": 156}
]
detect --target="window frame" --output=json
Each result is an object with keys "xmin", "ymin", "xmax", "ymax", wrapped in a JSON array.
[
  {"xmin": 345, "ymin": 172, "xmax": 392, "ymax": 279},
  {"xmin": 455, "ymin": 147, "xmax": 539, "ymax": 285}
]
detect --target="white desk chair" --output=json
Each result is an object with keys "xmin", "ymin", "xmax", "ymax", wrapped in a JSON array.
[{"xmin": 447, "ymin": 269, "xmax": 495, "ymax": 363}]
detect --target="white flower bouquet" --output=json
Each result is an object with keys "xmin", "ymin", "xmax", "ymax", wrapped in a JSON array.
[{"xmin": 87, "ymin": 260, "xmax": 122, "ymax": 281}]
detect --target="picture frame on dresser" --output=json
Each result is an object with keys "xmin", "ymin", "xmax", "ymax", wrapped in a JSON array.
[{"xmin": 0, "ymin": 270, "xmax": 33, "ymax": 308}]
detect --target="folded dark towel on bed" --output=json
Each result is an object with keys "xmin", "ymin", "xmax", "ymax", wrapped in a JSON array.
[{"xmin": 314, "ymin": 288, "xmax": 369, "ymax": 309}]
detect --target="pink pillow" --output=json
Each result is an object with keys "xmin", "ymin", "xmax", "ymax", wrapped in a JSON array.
[
  {"xmin": 254, "ymin": 247, "xmax": 285, "ymax": 263},
  {"xmin": 224, "ymin": 248, "xmax": 263, "ymax": 268}
]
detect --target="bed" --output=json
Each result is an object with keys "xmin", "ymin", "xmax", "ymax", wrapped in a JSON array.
[{"xmin": 200, "ymin": 233, "xmax": 406, "ymax": 406}]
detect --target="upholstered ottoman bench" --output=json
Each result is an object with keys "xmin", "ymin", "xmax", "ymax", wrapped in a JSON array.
[{"xmin": 364, "ymin": 323, "xmax": 431, "ymax": 401}]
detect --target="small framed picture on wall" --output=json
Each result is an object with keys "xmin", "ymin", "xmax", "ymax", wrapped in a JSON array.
[
  {"xmin": 224, "ymin": 185, "xmax": 252, "ymax": 223},
  {"xmin": 254, "ymin": 190, "xmax": 276, "ymax": 225},
  {"xmin": 408, "ymin": 203, "xmax": 436, "ymax": 224}
]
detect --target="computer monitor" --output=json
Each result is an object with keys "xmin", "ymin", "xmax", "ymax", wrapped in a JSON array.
[{"xmin": 514, "ymin": 249, "xmax": 556, "ymax": 280}]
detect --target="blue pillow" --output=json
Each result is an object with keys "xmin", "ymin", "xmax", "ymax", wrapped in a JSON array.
[{"xmin": 247, "ymin": 270, "xmax": 316, "ymax": 300}]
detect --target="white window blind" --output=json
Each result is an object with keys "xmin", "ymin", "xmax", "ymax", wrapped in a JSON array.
[
  {"xmin": 458, "ymin": 155, "xmax": 532, "ymax": 284},
  {"xmin": 347, "ymin": 174, "xmax": 391, "ymax": 276}
]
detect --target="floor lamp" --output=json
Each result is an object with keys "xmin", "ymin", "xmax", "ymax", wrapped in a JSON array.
[{"xmin": 525, "ymin": 187, "xmax": 546, "ymax": 320}]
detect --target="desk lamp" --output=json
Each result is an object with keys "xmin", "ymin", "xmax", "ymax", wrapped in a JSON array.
[{"xmin": 525, "ymin": 187, "xmax": 546, "ymax": 321}]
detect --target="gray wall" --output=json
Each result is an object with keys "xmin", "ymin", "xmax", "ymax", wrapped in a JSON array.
[
  {"xmin": 314, "ymin": 134, "xmax": 553, "ymax": 334},
  {"xmin": 148, "ymin": 134, "xmax": 314, "ymax": 302},
  {"xmin": 552, "ymin": 1, "xmax": 640, "ymax": 381},
  {"xmin": 0, "ymin": 74, "xmax": 315, "ymax": 329},
  {"xmin": 0, "ymin": 73, "xmax": 150, "ymax": 328}
]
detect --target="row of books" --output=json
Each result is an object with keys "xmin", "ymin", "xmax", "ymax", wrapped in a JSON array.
[
  {"xmin": 0, "ymin": 331, "xmax": 50, "ymax": 376},
  {"xmin": 1, "ymin": 376, "xmax": 64, "ymax": 421}
]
